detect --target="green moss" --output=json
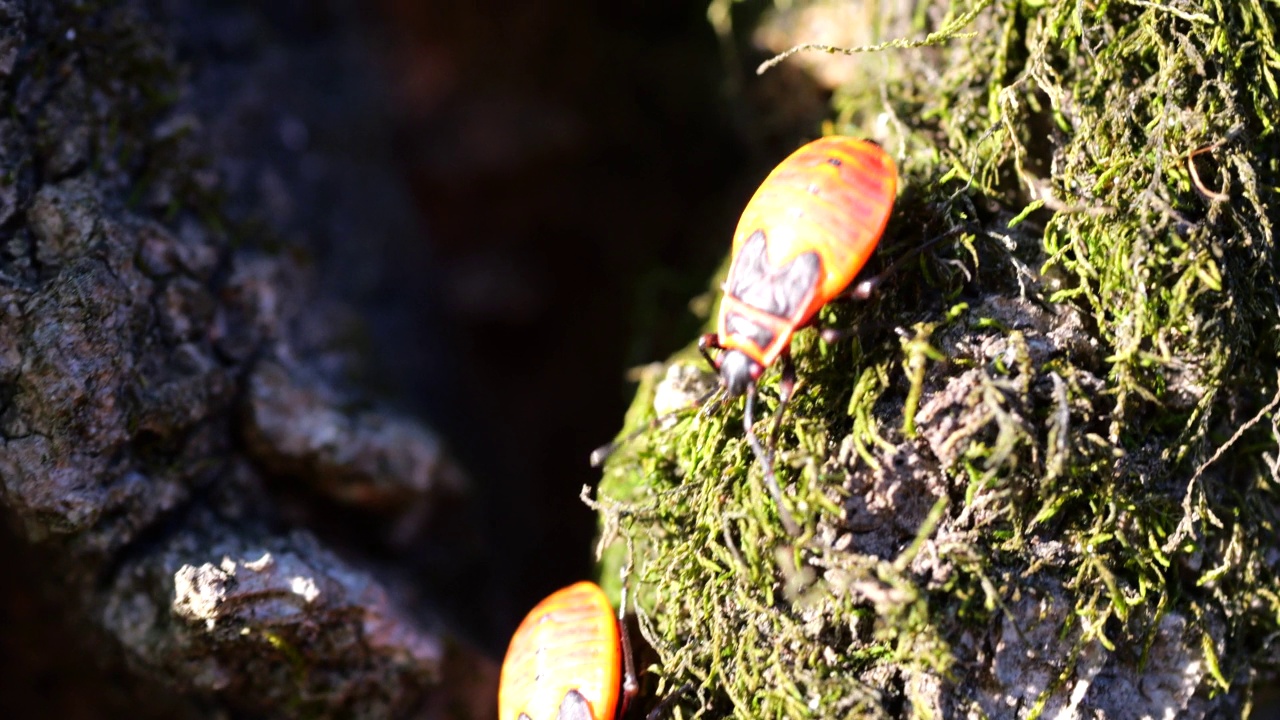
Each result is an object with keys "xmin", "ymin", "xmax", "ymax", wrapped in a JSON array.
[{"xmin": 593, "ymin": 0, "xmax": 1280, "ymax": 716}]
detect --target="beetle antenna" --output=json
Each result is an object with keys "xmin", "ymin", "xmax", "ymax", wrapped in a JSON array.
[
  {"xmin": 590, "ymin": 385, "xmax": 721, "ymax": 467},
  {"xmin": 744, "ymin": 385, "xmax": 801, "ymax": 536}
]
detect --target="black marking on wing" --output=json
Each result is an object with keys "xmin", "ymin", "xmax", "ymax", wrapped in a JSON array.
[
  {"xmin": 724, "ymin": 312, "xmax": 776, "ymax": 350},
  {"xmin": 728, "ymin": 230, "xmax": 821, "ymax": 319},
  {"xmin": 557, "ymin": 690, "xmax": 596, "ymax": 720}
]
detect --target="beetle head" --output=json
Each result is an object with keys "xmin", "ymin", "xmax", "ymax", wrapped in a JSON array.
[{"xmin": 719, "ymin": 349, "xmax": 763, "ymax": 399}]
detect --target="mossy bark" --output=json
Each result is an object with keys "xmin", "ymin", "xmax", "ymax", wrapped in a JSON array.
[{"xmin": 593, "ymin": 1, "xmax": 1280, "ymax": 718}]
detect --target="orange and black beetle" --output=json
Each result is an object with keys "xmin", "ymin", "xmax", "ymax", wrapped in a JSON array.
[
  {"xmin": 699, "ymin": 136, "xmax": 897, "ymax": 533},
  {"xmin": 700, "ymin": 136, "xmax": 896, "ymax": 397},
  {"xmin": 592, "ymin": 136, "xmax": 898, "ymax": 535},
  {"xmin": 499, "ymin": 581, "xmax": 632, "ymax": 720}
]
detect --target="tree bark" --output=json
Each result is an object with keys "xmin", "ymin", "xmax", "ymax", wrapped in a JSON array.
[{"xmin": 0, "ymin": 1, "xmax": 489, "ymax": 717}]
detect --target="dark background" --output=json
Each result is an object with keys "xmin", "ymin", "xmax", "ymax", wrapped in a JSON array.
[
  {"xmin": 352, "ymin": 0, "xmax": 828, "ymax": 650},
  {"xmin": 0, "ymin": 0, "xmax": 832, "ymax": 715}
]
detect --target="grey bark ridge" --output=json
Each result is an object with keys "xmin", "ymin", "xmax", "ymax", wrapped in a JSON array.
[{"xmin": 0, "ymin": 1, "xmax": 476, "ymax": 717}]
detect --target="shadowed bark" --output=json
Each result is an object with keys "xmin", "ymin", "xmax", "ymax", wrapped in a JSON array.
[{"xmin": 0, "ymin": 1, "xmax": 491, "ymax": 717}]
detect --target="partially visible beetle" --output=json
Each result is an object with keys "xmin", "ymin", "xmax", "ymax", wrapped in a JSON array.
[
  {"xmin": 500, "ymin": 581, "xmax": 629, "ymax": 720},
  {"xmin": 702, "ymin": 137, "xmax": 896, "ymax": 396},
  {"xmin": 499, "ymin": 581, "xmax": 691, "ymax": 720}
]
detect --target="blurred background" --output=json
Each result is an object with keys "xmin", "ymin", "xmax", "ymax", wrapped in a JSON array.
[
  {"xmin": 345, "ymin": 0, "xmax": 834, "ymax": 649},
  {"xmin": 0, "ymin": 0, "xmax": 840, "ymax": 715}
]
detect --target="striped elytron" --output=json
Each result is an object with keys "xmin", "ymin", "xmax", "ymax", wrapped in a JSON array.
[
  {"xmin": 699, "ymin": 136, "xmax": 897, "ymax": 533},
  {"xmin": 499, "ymin": 582, "xmax": 624, "ymax": 720}
]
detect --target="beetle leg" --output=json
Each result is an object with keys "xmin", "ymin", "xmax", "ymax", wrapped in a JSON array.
[
  {"xmin": 845, "ymin": 275, "xmax": 882, "ymax": 301},
  {"xmin": 696, "ymin": 333, "xmax": 727, "ymax": 419},
  {"xmin": 644, "ymin": 681, "xmax": 696, "ymax": 720},
  {"xmin": 617, "ymin": 574, "xmax": 640, "ymax": 714},
  {"xmin": 590, "ymin": 382, "xmax": 721, "ymax": 466},
  {"xmin": 818, "ymin": 224, "xmax": 971, "ymax": 342},
  {"xmin": 819, "ymin": 325, "xmax": 850, "ymax": 345},
  {"xmin": 776, "ymin": 348, "xmax": 797, "ymax": 406},
  {"xmin": 697, "ymin": 333, "xmax": 728, "ymax": 418},
  {"xmin": 745, "ymin": 385, "xmax": 801, "ymax": 536},
  {"xmin": 797, "ymin": 301, "xmax": 852, "ymax": 343},
  {"xmin": 844, "ymin": 225, "xmax": 969, "ymax": 300},
  {"xmin": 697, "ymin": 332, "xmax": 722, "ymax": 371},
  {"xmin": 589, "ymin": 441, "xmax": 620, "ymax": 468},
  {"xmin": 768, "ymin": 350, "xmax": 799, "ymax": 451}
]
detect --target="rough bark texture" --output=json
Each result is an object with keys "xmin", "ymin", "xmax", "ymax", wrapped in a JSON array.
[{"xmin": 0, "ymin": 1, "xmax": 485, "ymax": 717}]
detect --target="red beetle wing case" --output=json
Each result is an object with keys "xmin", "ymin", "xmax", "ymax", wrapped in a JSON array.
[
  {"xmin": 717, "ymin": 137, "xmax": 898, "ymax": 368},
  {"xmin": 499, "ymin": 582, "xmax": 622, "ymax": 720}
]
